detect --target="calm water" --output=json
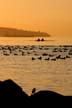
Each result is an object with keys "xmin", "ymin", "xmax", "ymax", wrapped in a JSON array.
[
  {"xmin": 0, "ymin": 37, "xmax": 72, "ymax": 96},
  {"xmin": 0, "ymin": 36, "xmax": 72, "ymax": 45}
]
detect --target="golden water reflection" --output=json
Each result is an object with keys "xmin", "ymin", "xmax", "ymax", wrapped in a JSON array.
[
  {"xmin": 0, "ymin": 56, "xmax": 72, "ymax": 95},
  {"xmin": 0, "ymin": 37, "xmax": 72, "ymax": 45}
]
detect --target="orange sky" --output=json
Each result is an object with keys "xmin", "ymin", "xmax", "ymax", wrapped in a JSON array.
[{"xmin": 0, "ymin": 0, "xmax": 72, "ymax": 37}]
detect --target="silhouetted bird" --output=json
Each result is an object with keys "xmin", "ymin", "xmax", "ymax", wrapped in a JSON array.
[
  {"xmin": 44, "ymin": 58, "xmax": 50, "ymax": 60},
  {"xmin": 38, "ymin": 56, "xmax": 42, "ymax": 60},
  {"xmin": 32, "ymin": 57, "xmax": 35, "ymax": 60},
  {"xmin": 32, "ymin": 88, "xmax": 36, "ymax": 94}
]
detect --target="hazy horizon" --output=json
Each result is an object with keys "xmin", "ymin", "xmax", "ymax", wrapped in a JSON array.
[{"xmin": 0, "ymin": 0, "xmax": 72, "ymax": 38}]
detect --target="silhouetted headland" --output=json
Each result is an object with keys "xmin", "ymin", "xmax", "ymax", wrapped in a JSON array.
[{"xmin": 0, "ymin": 27, "xmax": 50, "ymax": 37}]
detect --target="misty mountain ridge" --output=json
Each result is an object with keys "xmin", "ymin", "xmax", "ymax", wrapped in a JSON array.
[{"xmin": 0, "ymin": 27, "xmax": 50, "ymax": 37}]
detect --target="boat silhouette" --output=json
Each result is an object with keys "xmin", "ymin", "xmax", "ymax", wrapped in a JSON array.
[{"xmin": 36, "ymin": 38, "xmax": 45, "ymax": 41}]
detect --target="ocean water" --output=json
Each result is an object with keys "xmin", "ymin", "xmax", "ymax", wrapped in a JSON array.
[{"xmin": 0, "ymin": 37, "xmax": 72, "ymax": 96}]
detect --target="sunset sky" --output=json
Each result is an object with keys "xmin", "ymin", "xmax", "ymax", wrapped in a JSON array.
[{"xmin": 0, "ymin": 0, "xmax": 72, "ymax": 37}]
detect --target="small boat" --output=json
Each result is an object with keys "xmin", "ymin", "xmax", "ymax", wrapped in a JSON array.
[
  {"xmin": 36, "ymin": 38, "xmax": 45, "ymax": 41},
  {"xmin": 36, "ymin": 38, "xmax": 40, "ymax": 41},
  {"xmin": 41, "ymin": 38, "xmax": 44, "ymax": 41}
]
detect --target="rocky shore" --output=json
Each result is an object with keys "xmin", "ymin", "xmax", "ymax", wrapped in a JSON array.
[
  {"xmin": 0, "ymin": 79, "xmax": 72, "ymax": 107},
  {"xmin": 0, "ymin": 79, "xmax": 65, "ymax": 107}
]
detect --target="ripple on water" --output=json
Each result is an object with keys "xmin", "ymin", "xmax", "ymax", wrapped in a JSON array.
[{"xmin": 0, "ymin": 45, "xmax": 72, "ymax": 95}]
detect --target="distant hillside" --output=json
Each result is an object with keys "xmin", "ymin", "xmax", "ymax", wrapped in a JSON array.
[{"xmin": 0, "ymin": 27, "xmax": 50, "ymax": 37}]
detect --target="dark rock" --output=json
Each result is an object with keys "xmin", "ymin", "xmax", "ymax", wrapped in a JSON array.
[
  {"xmin": 56, "ymin": 55, "xmax": 61, "ymax": 59},
  {"xmin": 0, "ymin": 79, "xmax": 29, "ymax": 106},
  {"xmin": 51, "ymin": 58, "xmax": 56, "ymax": 61},
  {"xmin": 30, "ymin": 90, "xmax": 64, "ymax": 107},
  {"xmin": 66, "ymin": 55, "xmax": 70, "ymax": 58},
  {"xmin": 0, "ymin": 79, "xmax": 70, "ymax": 107}
]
